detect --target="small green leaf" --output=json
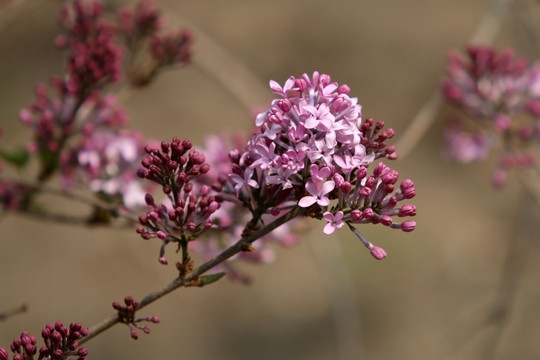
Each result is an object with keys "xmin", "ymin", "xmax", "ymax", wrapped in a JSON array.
[
  {"xmin": 0, "ymin": 147, "xmax": 30, "ymax": 168},
  {"xmin": 197, "ymin": 272, "xmax": 226, "ymax": 287}
]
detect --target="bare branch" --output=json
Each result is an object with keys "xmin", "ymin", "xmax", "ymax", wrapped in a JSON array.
[
  {"xmin": 0, "ymin": 303, "xmax": 28, "ymax": 322},
  {"xmin": 79, "ymin": 206, "xmax": 305, "ymax": 344}
]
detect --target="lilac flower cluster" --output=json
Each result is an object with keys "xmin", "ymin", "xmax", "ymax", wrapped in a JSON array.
[
  {"xmin": 12, "ymin": 0, "xmax": 192, "ymax": 212},
  {"xmin": 441, "ymin": 45, "xmax": 540, "ymax": 187},
  {"xmin": 112, "ymin": 296, "xmax": 160, "ymax": 340},
  {"xmin": 0, "ymin": 322, "xmax": 88, "ymax": 360},
  {"xmin": 224, "ymin": 72, "xmax": 417, "ymax": 259},
  {"xmin": 136, "ymin": 137, "xmax": 221, "ymax": 265},
  {"xmin": 61, "ymin": 127, "xmax": 148, "ymax": 211}
]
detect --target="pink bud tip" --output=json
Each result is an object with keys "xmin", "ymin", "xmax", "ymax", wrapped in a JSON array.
[
  {"xmin": 158, "ymin": 257, "xmax": 168, "ymax": 265},
  {"xmin": 401, "ymin": 220, "xmax": 416, "ymax": 232},
  {"xmin": 369, "ymin": 246, "xmax": 387, "ymax": 260}
]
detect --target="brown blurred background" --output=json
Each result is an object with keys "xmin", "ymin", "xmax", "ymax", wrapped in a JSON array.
[{"xmin": 1, "ymin": 0, "xmax": 540, "ymax": 359}]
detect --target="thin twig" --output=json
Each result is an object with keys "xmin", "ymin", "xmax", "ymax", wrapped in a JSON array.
[
  {"xmin": 2, "ymin": 178, "xmax": 140, "ymax": 224},
  {"xmin": 79, "ymin": 206, "xmax": 305, "ymax": 344},
  {"xmin": 395, "ymin": 0, "xmax": 514, "ymax": 159},
  {"xmin": 158, "ymin": 4, "xmax": 270, "ymax": 112},
  {"xmin": 0, "ymin": 303, "xmax": 28, "ymax": 321},
  {"xmin": 479, "ymin": 193, "xmax": 535, "ymax": 359}
]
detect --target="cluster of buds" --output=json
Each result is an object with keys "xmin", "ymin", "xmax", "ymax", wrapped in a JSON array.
[
  {"xmin": 441, "ymin": 45, "xmax": 540, "ymax": 187},
  {"xmin": 113, "ymin": 296, "xmax": 159, "ymax": 340},
  {"xmin": 136, "ymin": 137, "xmax": 221, "ymax": 265},
  {"xmin": 117, "ymin": 0, "xmax": 193, "ymax": 86},
  {"xmin": 0, "ymin": 322, "xmax": 88, "ymax": 360},
  {"xmin": 223, "ymin": 71, "xmax": 417, "ymax": 259},
  {"xmin": 117, "ymin": 0, "xmax": 162, "ymax": 50},
  {"xmin": 57, "ymin": 0, "xmax": 123, "ymax": 96},
  {"xmin": 149, "ymin": 30, "xmax": 193, "ymax": 68},
  {"xmin": 18, "ymin": 0, "xmax": 125, "ymax": 182}
]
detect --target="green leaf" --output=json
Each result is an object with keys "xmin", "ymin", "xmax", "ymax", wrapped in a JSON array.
[
  {"xmin": 197, "ymin": 272, "xmax": 226, "ymax": 287},
  {"xmin": 0, "ymin": 147, "xmax": 30, "ymax": 168}
]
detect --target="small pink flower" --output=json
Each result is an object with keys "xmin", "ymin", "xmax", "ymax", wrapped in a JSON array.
[
  {"xmin": 298, "ymin": 180, "xmax": 335, "ymax": 207},
  {"xmin": 229, "ymin": 167, "xmax": 259, "ymax": 194},
  {"xmin": 322, "ymin": 211, "xmax": 344, "ymax": 234}
]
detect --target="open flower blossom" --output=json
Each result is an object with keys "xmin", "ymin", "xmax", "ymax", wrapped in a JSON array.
[
  {"xmin": 323, "ymin": 210, "xmax": 344, "ymax": 234},
  {"xmin": 221, "ymin": 71, "xmax": 417, "ymax": 259},
  {"xmin": 61, "ymin": 129, "xmax": 149, "ymax": 210},
  {"xmin": 441, "ymin": 45, "xmax": 540, "ymax": 188}
]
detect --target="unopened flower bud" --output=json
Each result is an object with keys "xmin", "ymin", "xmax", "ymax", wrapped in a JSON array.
[
  {"xmin": 401, "ymin": 221, "xmax": 416, "ymax": 232},
  {"xmin": 369, "ymin": 246, "xmax": 387, "ymax": 260},
  {"xmin": 350, "ymin": 209, "xmax": 363, "ymax": 221}
]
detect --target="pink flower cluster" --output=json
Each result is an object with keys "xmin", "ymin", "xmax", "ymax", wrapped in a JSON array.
[
  {"xmin": 0, "ymin": 322, "xmax": 88, "ymax": 360},
  {"xmin": 441, "ymin": 45, "xmax": 540, "ymax": 187},
  {"xmin": 14, "ymin": 0, "xmax": 187, "ymax": 210},
  {"xmin": 61, "ymin": 128, "xmax": 148, "ymax": 210},
  {"xmin": 225, "ymin": 72, "xmax": 417, "ymax": 259}
]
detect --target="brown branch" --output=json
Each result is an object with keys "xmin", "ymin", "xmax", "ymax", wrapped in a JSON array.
[
  {"xmin": 158, "ymin": 5, "xmax": 270, "ymax": 111},
  {"xmin": 2, "ymin": 178, "xmax": 140, "ymax": 225},
  {"xmin": 395, "ymin": 0, "xmax": 515, "ymax": 159},
  {"xmin": 0, "ymin": 303, "xmax": 28, "ymax": 321},
  {"xmin": 79, "ymin": 206, "xmax": 305, "ymax": 344}
]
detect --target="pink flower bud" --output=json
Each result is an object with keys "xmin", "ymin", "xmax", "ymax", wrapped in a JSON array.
[
  {"xmin": 338, "ymin": 84, "xmax": 350, "ymax": 94},
  {"xmin": 401, "ymin": 221, "xmax": 416, "ymax": 232},
  {"xmin": 369, "ymin": 246, "xmax": 387, "ymax": 260},
  {"xmin": 77, "ymin": 348, "xmax": 89, "ymax": 357},
  {"xmin": 399, "ymin": 204, "xmax": 416, "ymax": 217},
  {"xmin": 381, "ymin": 215, "xmax": 393, "ymax": 226},
  {"xmin": 350, "ymin": 209, "xmax": 363, "ymax": 221}
]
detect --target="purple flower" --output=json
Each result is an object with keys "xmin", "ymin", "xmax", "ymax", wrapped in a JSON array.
[
  {"xmin": 229, "ymin": 167, "xmax": 259, "ymax": 194},
  {"xmin": 218, "ymin": 71, "xmax": 416, "ymax": 260},
  {"xmin": 443, "ymin": 121, "xmax": 491, "ymax": 163},
  {"xmin": 298, "ymin": 180, "xmax": 335, "ymax": 207},
  {"xmin": 323, "ymin": 211, "xmax": 345, "ymax": 234}
]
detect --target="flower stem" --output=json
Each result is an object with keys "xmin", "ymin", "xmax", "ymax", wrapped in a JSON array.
[{"xmin": 79, "ymin": 206, "xmax": 305, "ymax": 345}]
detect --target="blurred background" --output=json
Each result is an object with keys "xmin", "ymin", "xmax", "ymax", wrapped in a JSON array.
[{"xmin": 1, "ymin": 0, "xmax": 540, "ymax": 359}]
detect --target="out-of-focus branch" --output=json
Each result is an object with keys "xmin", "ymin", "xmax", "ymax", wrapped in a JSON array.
[
  {"xmin": 1, "ymin": 178, "xmax": 139, "ymax": 225},
  {"xmin": 0, "ymin": 0, "xmax": 47, "ymax": 35},
  {"xmin": 79, "ymin": 206, "xmax": 305, "ymax": 344},
  {"xmin": 395, "ymin": 0, "xmax": 515, "ymax": 159},
  {"xmin": 0, "ymin": 303, "xmax": 27, "ymax": 321},
  {"xmin": 158, "ymin": 5, "xmax": 270, "ymax": 112}
]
